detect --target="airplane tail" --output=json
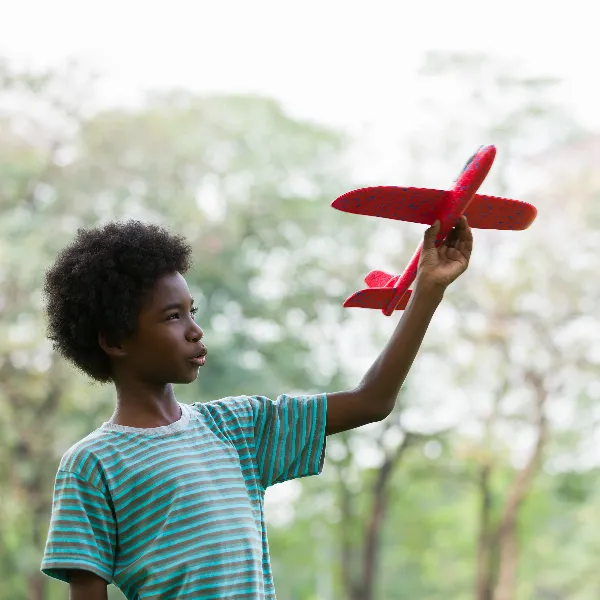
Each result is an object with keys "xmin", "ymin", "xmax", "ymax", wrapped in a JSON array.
[
  {"xmin": 343, "ymin": 287, "xmax": 412, "ymax": 310},
  {"xmin": 364, "ymin": 270, "xmax": 398, "ymax": 288}
]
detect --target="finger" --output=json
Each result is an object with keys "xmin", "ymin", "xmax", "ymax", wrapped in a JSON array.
[
  {"xmin": 423, "ymin": 220, "xmax": 440, "ymax": 250},
  {"xmin": 444, "ymin": 224, "xmax": 460, "ymax": 248},
  {"xmin": 456, "ymin": 242, "xmax": 472, "ymax": 263},
  {"xmin": 445, "ymin": 247, "xmax": 468, "ymax": 267},
  {"xmin": 457, "ymin": 217, "xmax": 473, "ymax": 254},
  {"xmin": 459, "ymin": 216, "xmax": 472, "ymax": 238}
]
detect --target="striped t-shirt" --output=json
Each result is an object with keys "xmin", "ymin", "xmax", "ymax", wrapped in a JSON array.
[{"xmin": 41, "ymin": 393, "xmax": 327, "ymax": 599}]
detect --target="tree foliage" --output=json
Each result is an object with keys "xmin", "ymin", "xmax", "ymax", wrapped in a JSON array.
[{"xmin": 1, "ymin": 54, "xmax": 600, "ymax": 600}]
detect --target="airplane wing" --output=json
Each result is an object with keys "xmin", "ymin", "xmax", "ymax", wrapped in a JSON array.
[
  {"xmin": 343, "ymin": 287, "xmax": 412, "ymax": 310},
  {"xmin": 332, "ymin": 187, "xmax": 537, "ymax": 230},
  {"xmin": 463, "ymin": 194, "xmax": 537, "ymax": 230},
  {"xmin": 332, "ymin": 187, "xmax": 446, "ymax": 225}
]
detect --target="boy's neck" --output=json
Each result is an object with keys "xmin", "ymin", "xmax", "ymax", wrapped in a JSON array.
[{"xmin": 109, "ymin": 382, "xmax": 182, "ymax": 429}]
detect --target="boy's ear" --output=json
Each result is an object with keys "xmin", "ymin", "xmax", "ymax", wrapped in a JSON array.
[{"xmin": 97, "ymin": 332, "xmax": 127, "ymax": 357}]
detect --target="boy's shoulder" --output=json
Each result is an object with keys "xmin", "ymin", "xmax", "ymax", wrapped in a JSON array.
[
  {"xmin": 190, "ymin": 394, "xmax": 270, "ymax": 416},
  {"xmin": 54, "ymin": 427, "xmax": 113, "ymax": 483},
  {"xmin": 189, "ymin": 394, "xmax": 262, "ymax": 427},
  {"xmin": 189, "ymin": 394, "xmax": 303, "ymax": 428},
  {"xmin": 189, "ymin": 393, "xmax": 326, "ymax": 427}
]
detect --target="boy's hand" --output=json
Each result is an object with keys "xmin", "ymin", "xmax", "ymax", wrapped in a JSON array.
[{"xmin": 416, "ymin": 216, "xmax": 473, "ymax": 291}]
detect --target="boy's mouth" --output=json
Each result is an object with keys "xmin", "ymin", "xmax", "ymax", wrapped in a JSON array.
[{"xmin": 189, "ymin": 347, "xmax": 207, "ymax": 366}]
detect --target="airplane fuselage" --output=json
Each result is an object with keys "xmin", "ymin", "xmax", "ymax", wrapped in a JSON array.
[{"xmin": 380, "ymin": 145, "xmax": 496, "ymax": 315}]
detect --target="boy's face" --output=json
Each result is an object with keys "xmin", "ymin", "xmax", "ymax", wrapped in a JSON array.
[{"xmin": 117, "ymin": 272, "xmax": 207, "ymax": 385}]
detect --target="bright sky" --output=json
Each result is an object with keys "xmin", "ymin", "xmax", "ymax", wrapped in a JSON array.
[
  {"xmin": 2, "ymin": 0, "xmax": 598, "ymax": 135},
  {"xmin": 2, "ymin": 0, "xmax": 597, "ymax": 515}
]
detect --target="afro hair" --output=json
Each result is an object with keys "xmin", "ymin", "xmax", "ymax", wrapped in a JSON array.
[{"xmin": 43, "ymin": 219, "xmax": 193, "ymax": 383}]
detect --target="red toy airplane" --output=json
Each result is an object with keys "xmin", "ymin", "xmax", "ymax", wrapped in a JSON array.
[{"xmin": 332, "ymin": 145, "xmax": 537, "ymax": 316}]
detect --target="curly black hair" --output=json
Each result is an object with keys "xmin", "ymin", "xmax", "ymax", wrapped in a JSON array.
[{"xmin": 43, "ymin": 220, "xmax": 193, "ymax": 383}]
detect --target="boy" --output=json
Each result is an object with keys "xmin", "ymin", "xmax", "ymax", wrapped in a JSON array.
[{"xmin": 40, "ymin": 217, "xmax": 472, "ymax": 599}]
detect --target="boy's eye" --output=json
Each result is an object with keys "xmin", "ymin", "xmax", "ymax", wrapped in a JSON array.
[{"xmin": 167, "ymin": 307, "xmax": 198, "ymax": 321}]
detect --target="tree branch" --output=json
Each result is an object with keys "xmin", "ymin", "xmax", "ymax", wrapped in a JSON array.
[{"xmin": 493, "ymin": 369, "xmax": 550, "ymax": 600}]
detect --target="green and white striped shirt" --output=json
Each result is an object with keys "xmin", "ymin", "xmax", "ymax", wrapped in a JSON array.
[{"xmin": 41, "ymin": 394, "xmax": 327, "ymax": 599}]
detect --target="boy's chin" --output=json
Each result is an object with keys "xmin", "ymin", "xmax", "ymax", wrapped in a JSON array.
[{"xmin": 176, "ymin": 370, "xmax": 200, "ymax": 384}]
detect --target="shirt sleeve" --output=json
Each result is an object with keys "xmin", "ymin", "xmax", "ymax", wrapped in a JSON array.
[
  {"xmin": 249, "ymin": 393, "xmax": 327, "ymax": 488},
  {"xmin": 41, "ymin": 470, "xmax": 116, "ymax": 584}
]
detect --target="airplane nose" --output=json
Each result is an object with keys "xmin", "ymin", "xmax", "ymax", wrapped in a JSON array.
[{"xmin": 480, "ymin": 144, "xmax": 497, "ymax": 159}]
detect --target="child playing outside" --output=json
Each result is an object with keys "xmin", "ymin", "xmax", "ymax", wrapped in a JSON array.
[{"xmin": 40, "ymin": 216, "xmax": 472, "ymax": 599}]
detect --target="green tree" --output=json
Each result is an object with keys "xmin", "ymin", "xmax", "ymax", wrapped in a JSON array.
[
  {"xmin": 414, "ymin": 51, "xmax": 597, "ymax": 600},
  {"xmin": 271, "ymin": 51, "xmax": 599, "ymax": 600}
]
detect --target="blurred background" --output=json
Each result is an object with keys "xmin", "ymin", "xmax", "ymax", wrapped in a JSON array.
[{"xmin": 1, "ymin": 1, "xmax": 600, "ymax": 598}]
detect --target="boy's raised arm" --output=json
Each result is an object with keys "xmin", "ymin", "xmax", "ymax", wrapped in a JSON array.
[{"xmin": 325, "ymin": 217, "xmax": 473, "ymax": 436}]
